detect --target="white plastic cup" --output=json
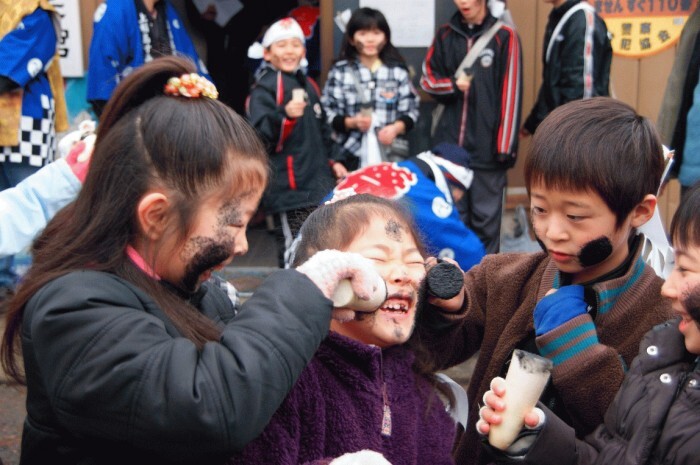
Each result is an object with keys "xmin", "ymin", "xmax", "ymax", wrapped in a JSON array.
[
  {"xmin": 292, "ymin": 88, "xmax": 306, "ymax": 102},
  {"xmin": 331, "ymin": 272, "xmax": 387, "ymax": 312},
  {"xmin": 488, "ymin": 350, "xmax": 553, "ymax": 450}
]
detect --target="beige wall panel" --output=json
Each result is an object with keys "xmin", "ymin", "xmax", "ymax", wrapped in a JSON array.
[
  {"xmin": 637, "ymin": 48, "xmax": 676, "ymax": 121},
  {"xmin": 320, "ymin": 0, "xmax": 334, "ymax": 88},
  {"xmin": 511, "ymin": 1, "xmax": 539, "ymax": 117},
  {"xmin": 508, "ymin": 1, "xmax": 544, "ymax": 189},
  {"xmin": 610, "ymin": 57, "xmax": 640, "ymax": 109}
]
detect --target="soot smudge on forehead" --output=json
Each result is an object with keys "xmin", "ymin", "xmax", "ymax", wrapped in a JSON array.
[{"xmin": 385, "ymin": 219, "xmax": 403, "ymax": 242}]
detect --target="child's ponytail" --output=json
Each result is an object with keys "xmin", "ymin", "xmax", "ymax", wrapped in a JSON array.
[{"xmin": 96, "ymin": 56, "xmax": 197, "ymax": 139}]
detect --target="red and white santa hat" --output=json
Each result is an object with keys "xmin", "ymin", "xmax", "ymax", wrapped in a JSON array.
[{"xmin": 262, "ymin": 17, "xmax": 305, "ymax": 48}]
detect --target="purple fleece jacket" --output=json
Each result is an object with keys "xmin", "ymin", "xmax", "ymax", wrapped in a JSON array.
[{"xmin": 228, "ymin": 331, "xmax": 456, "ymax": 465}]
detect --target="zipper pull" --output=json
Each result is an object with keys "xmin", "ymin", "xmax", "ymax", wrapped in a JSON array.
[{"xmin": 381, "ymin": 382, "xmax": 392, "ymax": 437}]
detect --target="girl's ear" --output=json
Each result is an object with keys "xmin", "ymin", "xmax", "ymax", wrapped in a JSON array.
[
  {"xmin": 630, "ymin": 194, "xmax": 657, "ymax": 228},
  {"xmin": 137, "ymin": 191, "xmax": 170, "ymax": 241}
]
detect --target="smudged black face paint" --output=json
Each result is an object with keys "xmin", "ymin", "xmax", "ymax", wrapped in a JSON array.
[
  {"xmin": 385, "ymin": 219, "xmax": 403, "ymax": 242},
  {"xmin": 682, "ymin": 284, "xmax": 700, "ymax": 325},
  {"xmin": 578, "ymin": 236, "xmax": 613, "ymax": 267},
  {"xmin": 179, "ymin": 202, "xmax": 239, "ymax": 292},
  {"xmin": 181, "ymin": 236, "xmax": 233, "ymax": 292},
  {"xmin": 218, "ymin": 200, "xmax": 241, "ymax": 228},
  {"xmin": 354, "ymin": 311, "xmax": 375, "ymax": 322}
]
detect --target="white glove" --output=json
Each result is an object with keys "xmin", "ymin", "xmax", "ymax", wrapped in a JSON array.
[
  {"xmin": 330, "ymin": 450, "xmax": 392, "ymax": 465},
  {"xmin": 296, "ymin": 249, "xmax": 383, "ymax": 321}
]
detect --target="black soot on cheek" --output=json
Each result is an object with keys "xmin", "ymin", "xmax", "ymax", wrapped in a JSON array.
[
  {"xmin": 682, "ymin": 285, "xmax": 700, "ymax": 325},
  {"xmin": 181, "ymin": 237, "xmax": 233, "ymax": 292},
  {"xmin": 578, "ymin": 236, "xmax": 613, "ymax": 267}
]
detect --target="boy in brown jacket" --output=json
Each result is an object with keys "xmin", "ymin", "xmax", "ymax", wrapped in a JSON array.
[
  {"xmin": 477, "ymin": 183, "xmax": 700, "ymax": 465},
  {"xmin": 419, "ymin": 97, "xmax": 673, "ymax": 465}
]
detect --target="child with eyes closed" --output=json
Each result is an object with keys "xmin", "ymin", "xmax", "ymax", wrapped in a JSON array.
[
  {"xmin": 228, "ymin": 193, "xmax": 458, "ymax": 465},
  {"xmin": 477, "ymin": 182, "xmax": 700, "ymax": 465},
  {"xmin": 414, "ymin": 97, "xmax": 674, "ymax": 465},
  {"xmin": 1, "ymin": 56, "xmax": 386, "ymax": 465}
]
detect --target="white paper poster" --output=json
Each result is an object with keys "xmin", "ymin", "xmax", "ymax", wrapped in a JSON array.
[
  {"xmin": 192, "ymin": 0, "xmax": 244, "ymax": 27},
  {"xmin": 359, "ymin": 0, "xmax": 434, "ymax": 48},
  {"xmin": 51, "ymin": 0, "xmax": 84, "ymax": 77}
]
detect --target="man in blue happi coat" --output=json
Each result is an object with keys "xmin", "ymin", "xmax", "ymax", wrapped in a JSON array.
[{"xmin": 87, "ymin": 0, "xmax": 209, "ymax": 117}]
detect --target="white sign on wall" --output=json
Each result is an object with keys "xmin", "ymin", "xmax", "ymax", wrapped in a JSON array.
[
  {"xmin": 51, "ymin": 0, "xmax": 84, "ymax": 77},
  {"xmin": 359, "ymin": 0, "xmax": 435, "ymax": 48}
]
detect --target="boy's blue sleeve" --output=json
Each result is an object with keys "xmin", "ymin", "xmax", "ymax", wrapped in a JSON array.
[
  {"xmin": 0, "ymin": 8, "xmax": 57, "ymax": 87},
  {"xmin": 534, "ymin": 285, "xmax": 588, "ymax": 336}
]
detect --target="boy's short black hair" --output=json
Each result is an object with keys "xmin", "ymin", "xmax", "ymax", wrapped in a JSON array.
[
  {"xmin": 524, "ymin": 97, "xmax": 664, "ymax": 228},
  {"xmin": 670, "ymin": 182, "xmax": 700, "ymax": 252}
]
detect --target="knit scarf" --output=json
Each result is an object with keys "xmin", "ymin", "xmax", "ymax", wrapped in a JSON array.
[{"xmin": 0, "ymin": 0, "xmax": 68, "ymax": 146}]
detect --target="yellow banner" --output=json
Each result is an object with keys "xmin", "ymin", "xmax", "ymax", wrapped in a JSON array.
[{"xmin": 595, "ymin": 1, "xmax": 697, "ymax": 57}]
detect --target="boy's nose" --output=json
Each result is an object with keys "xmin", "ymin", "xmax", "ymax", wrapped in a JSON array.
[
  {"xmin": 660, "ymin": 275, "xmax": 678, "ymax": 300},
  {"xmin": 233, "ymin": 233, "xmax": 249, "ymax": 257},
  {"xmin": 387, "ymin": 263, "xmax": 410, "ymax": 283},
  {"xmin": 544, "ymin": 219, "xmax": 568, "ymax": 241}
]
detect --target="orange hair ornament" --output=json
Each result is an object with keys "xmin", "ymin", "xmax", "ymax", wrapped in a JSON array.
[{"xmin": 164, "ymin": 73, "xmax": 218, "ymax": 99}]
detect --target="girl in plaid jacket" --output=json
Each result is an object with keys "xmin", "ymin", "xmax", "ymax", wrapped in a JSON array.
[{"xmin": 321, "ymin": 7, "xmax": 419, "ymax": 170}]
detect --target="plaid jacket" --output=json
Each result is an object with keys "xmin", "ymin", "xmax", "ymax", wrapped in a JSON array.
[{"xmin": 321, "ymin": 59, "xmax": 419, "ymax": 159}]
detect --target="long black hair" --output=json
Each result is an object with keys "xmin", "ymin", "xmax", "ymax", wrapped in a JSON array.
[
  {"xmin": 2, "ymin": 56, "xmax": 268, "ymax": 383},
  {"xmin": 337, "ymin": 7, "xmax": 408, "ymax": 68}
]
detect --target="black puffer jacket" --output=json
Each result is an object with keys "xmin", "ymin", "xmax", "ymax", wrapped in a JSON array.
[
  {"xmin": 522, "ymin": 319, "xmax": 700, "ymax": 465},
  {"xmin": 247, "ymin": 64, "xmax": 338, "ymax": 214},
  {"xmin": 523, "ymin": 0, "xmax": 612, "ymax": 134},
  {"xmin": 19, "ymin": 269, "xmax": 332, "ymax": 465}
]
